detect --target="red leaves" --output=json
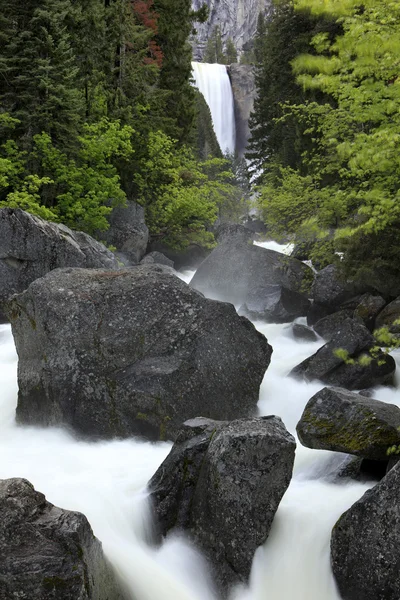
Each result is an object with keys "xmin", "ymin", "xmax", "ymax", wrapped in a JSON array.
[{"xmin": 131, "ymin": 0, "xmax": 163, "ymax": 66}]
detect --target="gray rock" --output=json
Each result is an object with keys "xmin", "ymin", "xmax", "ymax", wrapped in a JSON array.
[
  {"xmin": 331, "ymin": 461, "xmax": 400, "ymax": 600},
  {"xmin": 140, "ymin": 251, "xmax": 174, "ymax": 268},
  {"xmin": 0, "ymin": 478, "xmax": 124, "ymax": 600},
  {"xmin": 375, "ymin": 297, "xmax": 400, "ymax": 336},
  {"xmin": 239, "ymin": 284, "xmax": 310, "ymax": 323},
  {"xmin": 101, "ymin": 200, "xmax": 149, "ymax": 264},
  {"xmin": 243, "ymin": 217, "xmax": 267, "ymax": 235},
  {"xmin": 353, "ymin": 293, "xmax": 386, "ymax": 331},
  {"xmin": 215, "ymin": 222, "xmax": 255, "ymax": 245},
  {"xmin": 149, "ymin": 242, "xmax": 210, "ymax": 270},
  {"xmin": 150, "ymin": 416, "xmax": 295, "ymax": 592},
  {"xmin": 307, "ymin": 302, "xmax": 332, "ymax": 327},
  {"xmin": 7, "ymin": 265, "xmax": 271, "ymax": 441},
  {"xmin": 0, "ymin": 208, "xmax": 118, "ymax": 315},
  {"xmin": 313, "ymin": 309, "xmax": 355, "ymax": 341},
  {"xmin": 292, "ymin": 322, "xmax": 319, "ymax": 343},
  {"xmin": 190, "ymin": 239, "xmax": 314, "ymax": 307},
  {"xmin": 191, "ymin": 1, "xmax": 270, "ymax": 61},
  {"xmin": 297, "ymin": 387, "xmax": 400, "ymax": 460},
  {"xmin": 310, "ymin": 265, "xmax": 369, "ymax": 310},
  {"xmin": 228, "ymin": 64, "xmax": 256, "ymax": 156},
  {"xmin": 290, "ymin": 318, "xmax": 395, "ymax": 389}
]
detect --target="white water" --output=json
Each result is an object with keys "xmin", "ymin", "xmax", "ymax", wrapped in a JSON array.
[
  {"xmin": 2, "ymin": 268, "xmax": 400, "ymax": 599},
  {"xmin": 191, "ymin": 62, "xmax": 236, "ymax": 155}
]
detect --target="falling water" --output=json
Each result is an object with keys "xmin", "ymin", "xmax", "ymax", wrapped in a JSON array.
[
  {"xmin": 191, "ymin": 62, "xmax": 236, "ymax": 155},
  {"xmin": 1, "ymin": 247, "xmax": 399, "ymax": 599}
]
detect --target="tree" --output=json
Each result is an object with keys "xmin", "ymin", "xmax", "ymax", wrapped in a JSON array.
[
  {"xmin": 225, "ymin": 37, "xmax": 238, "ymax": 63},
  {"xmin": 257, "ymin": 0, "xmax": 400, "ymax": 281},
  {"xmin": 0, "ymin": 0, "xmax": 82, "ymax": 151},
  {"xmin": 203, "ymin": 25, "xmax": 225, "ymax": 63}
]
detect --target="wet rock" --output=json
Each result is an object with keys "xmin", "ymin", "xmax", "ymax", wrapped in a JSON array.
[
  {"xmin": 0, "ymin": 478, "xmax": 124, "ymax": 600},
  {"xmin": 290, "ymin": 318, "xmax": 395, "ymax": 389},
  {"xmin": 140, "ymin": 251, "xmax": 174, "ymax": 268},
  {"xmin": 375, "ymin": 297, "xmax": 400, "ymax": 336},
  {"xmin": 101, "ymin": 200, "xmax": 148, "ymax": 264},
  {"xmin": 297, "ymin": 386, "xmax": 400, "ymax": 460},
  {"xmin": 229, "ymin": 64, "xmax": 256, "ymax": 156},
  {"xmin": 292, "ymin": 323, "xmax": 319, "ymax": 343},
  {"xmin": 331, "ymin": 461, "xmax": 400, "ymax": 600},
  {"xmin": 190, "ymin": 238, "xmax": 313, "ymax": 308},
  {"xmin": 313, "ymin": 310, "xmax": 355, "ymax": 341},
  {"xmin": 215, "ymin": 222, "xmax": 255, "ymax": 245},
  {"xmin": 353, "ymin": 293, "xmax": 386, "ymax": 331},
  {"xmin": 149, "ymin": 242, "xmax": 210, "ymax": 270},
  {"xmin": 0, "ymin": 208, "xmax": 118, "ymax": 317},
  {"xmin": 307, "ymin": 302, "xmax": 332, "ymax": 327},
  {"xmin": 7, "ymin": 265, "xmax": 271, "ymax": 441},
  {"xmin": 310, "ymin": 265, "xmax": 369, "ymax": 310},
  {"xmin": 150, "ymin": 416, "xmax": 295, "ymax": 592},
  {"xmin": 240, "ymin": 285, "xmax": 310, "ymax": 323},
  {"xmin": 242, "ymin": 217, "xmax": 267, "ymax": 235}
]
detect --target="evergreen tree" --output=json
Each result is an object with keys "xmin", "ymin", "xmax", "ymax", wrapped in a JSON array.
[
  {"xmin": 225, "ymin": 37, "xmax": 237, "ymax": 64},
  {"xmin": 246, "ymin": 3, "xmax": 338, "ymax": 180},
  {"xmin": 0, "ymin": 0, "xmax": 82, "ymax": 151},
  {"xmin": 203, "ymin": 26, "xmax": 225, "ymax": 63}
]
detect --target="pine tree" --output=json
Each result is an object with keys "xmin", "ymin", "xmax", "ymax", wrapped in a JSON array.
[
  {"xmin": 225, "ymin": 37, "xmax": 237, "ymax": 64},
  {"xmin": 203, "ymin": 26, "xmax": 225, "ymax": 63},
  {"xmin": 0, "ymin": 0, "xmax": 82, "ymax": 151}
]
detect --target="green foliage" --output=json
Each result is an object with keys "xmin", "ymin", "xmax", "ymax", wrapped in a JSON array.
[
  {"xmin": 0, "ymin": 118, "xmax": 133, "ymax": 234},
  {"xmin": 203, "ymin": 27, "xmax": 238, "ymax": 64},
  {"xmin": 134, "ymin": 130, "xmax": 243, "ymax": 248},
  {"xmin": 250, "ymin": 0, "xmax": 400, "ymax": 282}
]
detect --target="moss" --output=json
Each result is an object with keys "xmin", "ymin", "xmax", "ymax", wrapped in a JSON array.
[
  {"xmin": 302, "ymin": 408, "xmax": 400, "ymax": 453},
  {"xmin": 159, "ymin": 416, "xmax": 171, "ymax": 441},
  {"xmin": 42, "ymin": 576, "xmax": 69, "ymax": 590},
  {"xmin": 136, "ymin": 412, "xmax": 148, "ymax": 421}
]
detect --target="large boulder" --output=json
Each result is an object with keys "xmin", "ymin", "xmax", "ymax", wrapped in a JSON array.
[
  {"xmin": 331, "ymin": 461, "xmax": 400, "ymax": 600},
  {"xmin": 353, "ymin": 293, "xmax": 386, "ymax": 331},
  {"xmin": 313, "ymin": 309, "xmax": 355, "ymax": 341},
  {"xmin": 0, "ymin": 208, "xmax": 118, "ymax": 314},
  {"xmin": 310, "ymin": 265, "xmax": 368, "ymax": 310},
  {"xmin": 0, "ymin": 478, "xmax": 124, "ymax": 600},
  {"xmin": 375, "ymin": 296, "xmax": 400, "ymax": 336},
  {"xmin": 239, "ymin": 284, "xmax": 310, "ymax": 323},
  {"xmin": 140, "ymin": 251, "xmax": 174, "ymax": 268},
  {"xmin": 290, "ymin": 318, "xmax": 395, "ymax": 389},
  {"xmin": 214, "ymin": 222, "xmax": 255, "ymax": 245},
  {"xmin": 297, "ymin": 387, "xmax": 400, "ymax": 460},
  {"xmin": 7, "ymin": 265, "xmax": 272, "ymax": 441},
  {"xmin": 150, "ymin": 416, "xmax": 295, "ymax": 592},
  {"xmin": 101, "ymin": 200, "xmax": 149, "ymax": 264},
  {"xmin": 190, "ymin": 239, "xmax": 313, "ymax": 313}
]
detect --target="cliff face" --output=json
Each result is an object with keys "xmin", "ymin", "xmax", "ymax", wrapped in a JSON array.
[
  {"xmin": 229, "ymin": 64, "xmax": 256, "ymax": 156},
  {"xmin": 192, "ymin": 0, "xmax": 270, "ymax": 60}
]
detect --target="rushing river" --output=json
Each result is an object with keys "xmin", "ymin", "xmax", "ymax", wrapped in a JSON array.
[{"xmin": 1, "ymin": 243, "xmax": 399, "ymax": 600}]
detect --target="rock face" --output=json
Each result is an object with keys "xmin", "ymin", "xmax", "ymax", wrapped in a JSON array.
[
  {"xmin": 292, "ymin": 323, "xmax": 319, "ymax": 343},
  {"xmin": 0, "ymin": 208, "xmax": 118, "ymax": 313},
  {"xmin": 229, "ymin": 64, "xmax": 256, "ymax": 155},
  {"xmin": 0, "ymin": 478, "xmax": 123, "ymax": 600},
  {"xmin": 7, "ymin": 265, "xmax": 272, "ymax": 441},
  {"xmin": 190, "ymin": 239, "xmax": 313, "ymax": 309},
  {"xmin": 215, "ymin": 222, "xmax": 254, "ymax": 245},
  {"xmin": 313, "ymin": 309, "xmax": 355, "ymax": 341},
  {"xmin": 140, "ymin": 251, "xmax": 174, "ymax": 268},
  {"xmin": 331, "ymin": 461, "xmax": 400, "ymax": 600},
  {"xmin": 101, "ymin": 200, "xmax": 149, "ymax": 264},
  {"xmin": 310, "ymin": 265, "xmax": 368, "ymax": 310},
  {"xmin": 150, "ymin": 416, "xmax": 295, "ymax": 591},
  {"xmin": 191, "ymin": 0, "xmax": 270, "ymax": 61},
  {"xmin": 290, "ymin": 318, "xmax": 396, "ymax": 389},
  {"xmin": 375, "ymin": 297, "xmax": 400, "ymax": 334},
  {"xmin": 297, "ymin": 387, "xmax": 400, "ymax": 460},
  {"xmin": 240, "ymin": 284, "xmax": 310, "ymax": 323}
]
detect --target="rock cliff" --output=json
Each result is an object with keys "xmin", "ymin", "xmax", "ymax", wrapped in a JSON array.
[{"xmin": 192, "ymin": 0, "xmax": 270, "ymax": 60}]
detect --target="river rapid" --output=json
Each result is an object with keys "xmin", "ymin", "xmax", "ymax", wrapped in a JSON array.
[{"xmin": 1, "ymin": 242, "xmax": 399, "ymax": 600}]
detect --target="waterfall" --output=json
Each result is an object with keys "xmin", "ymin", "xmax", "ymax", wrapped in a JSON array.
[{"xmin": 191, "ymin": 62, "xmax": 236, "ymax": 155}]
